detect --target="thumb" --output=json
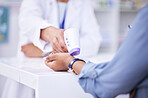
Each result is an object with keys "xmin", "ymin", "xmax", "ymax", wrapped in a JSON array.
[
  {"xmin": 46, "ymin": 54, "xmax": 57, "ymax": 62},
  {"xmin": 45, "ymin": 60, "xmax": 55, "ymax": 70}
]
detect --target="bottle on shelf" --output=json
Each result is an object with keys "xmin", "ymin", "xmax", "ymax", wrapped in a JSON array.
[
  {"xmin": 95, "ymin": 0, "xmax": 115, "ymax": 10},
  {"xmin": 120, "ymin": 0, "xmax": 146, "ymax": 11}
]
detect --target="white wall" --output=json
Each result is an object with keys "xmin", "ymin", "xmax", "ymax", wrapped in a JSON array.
[{"xmin": 95, "ymin": 0, "xmax": 120, "ymax": 53}]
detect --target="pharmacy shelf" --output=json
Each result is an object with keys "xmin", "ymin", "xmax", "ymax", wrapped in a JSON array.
[
  {"xmin": 95, "ymin": 8, "xmax": 115, "ymax": 12},
  {"xmin": 120, "ymin": 9, "xmax": 139, "ymax": 13},
  {"xmin": 95, "ymin": 9, "xmax": 139, "ymax": 13},
  {"xmin": 94, "ymin": 0, "xmax": 146, "ymax": 52},
  {"xmin": 0, "ymin": 1, "xmax": 21, "ymax": 7}
]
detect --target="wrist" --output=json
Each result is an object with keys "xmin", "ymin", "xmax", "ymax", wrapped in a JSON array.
[
  {"xmin": 72, "ymin": 61, "xmax": 86, "ymax": 74},
  {"xmin": 65, "ymin": 55, "xmax": 75, "ymax": 68},
  {"xmin": 41, "ymin": 26, "xmax": 57, "ymax": 42},
  {"xmin": 68, "ymin": 58, "xmax": 86, "ymax": 69}
]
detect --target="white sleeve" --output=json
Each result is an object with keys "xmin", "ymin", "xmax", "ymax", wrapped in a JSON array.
[
  {"xmin": 79, "ymin": 0, "xmax": 102, "ymax": 58},
  {"xmin": 19, "ymin": 0, "xmax": 53, "ymax": 51}
]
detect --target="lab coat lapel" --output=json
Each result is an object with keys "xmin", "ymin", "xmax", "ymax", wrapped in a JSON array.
[
  {"xmin": 48, "ymin": 0, "xmax": 59, "ymax": 28},
  {"xmin": 65, "ymin": 1, "xmax": 82, "ymax": 29}
]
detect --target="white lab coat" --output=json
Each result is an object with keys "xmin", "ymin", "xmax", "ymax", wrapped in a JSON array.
[
  {"xmin": 17, "ymin": 0, "xmax": 101, "ymax": 58},
  {"xmin": 2, "ymin": 0, "xmax": 101, "ymax": 98}
]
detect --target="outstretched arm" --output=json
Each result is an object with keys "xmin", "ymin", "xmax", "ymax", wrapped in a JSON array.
[
  {"xmin": 21, "ymin": 43, "xmax": 43, "ymax": 58},
  {"xmin": 19, "ymin": 0, "xmax": 67, "ymax": 57},
  {"xmin": 78, "ymin": 5, "xmax": 148, "ymax": 98},
  {"xmin": 45, "ymin": 4, "xmax": 148, "ymax": 98}
]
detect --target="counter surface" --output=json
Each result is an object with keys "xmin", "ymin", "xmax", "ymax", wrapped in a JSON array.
[{"xmin": 0, "ymin": 53, "xmax": 128, "ymax": 98}]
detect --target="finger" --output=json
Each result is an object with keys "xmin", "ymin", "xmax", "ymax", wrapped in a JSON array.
[
  {"xmin": 21, "ymin": 45, "xmax": 26, "ymax": 52},
  {"xmin": 56, "ymin": 40, "xmax": 65, "ymax": 52},
  {"xmin": 55, "ymin": 36, "xmax": 66, "ymax": 52},
  {"xmin": 45, "ymin": 60, "xmax": 49, "ymax": 66},
  {"xmin": 46, "ymin": 54, "xmax": 57, "ymax": 62},
  {"xmin": 56, "ymin": 30, "xmax": 67, "ymax": 52},
  {"xmin": 52, "ymin": 44, "xmax": 62, "ymax": 53},
  {"xmin": 59, "ymin": 31, "xmax": 67, "ymax": 45},
  {"xmin": 61, "ymin": 44, "xmax": 68, "ymax": 53},
  {"xmin": 28, "ymin": 43, "xmax": 34, "ymax": 46},
  {"xmin": 52, "ymin": 38, "xmax": 63, "ymax": 53},
  {"xmin": 45, "ymin": 60, "xmax": 52, "ymax": 66},
  {"xmin": 57, "ymin": 36, "xmax": 67, "ymax": 52},
  {"xmin": 50, "ymin": 51, "xmax": 57, "ymax": 54},
  {"xmin": 45, "ymin": 60, "xmax": 53, "ymax": 69},
  {"xmin": 45, "ymin": 60, "xmax": 59, "ymax": 71},
  {"xmin": 21, "ymin": 47, "xmax": 24, "ymax": 52}
]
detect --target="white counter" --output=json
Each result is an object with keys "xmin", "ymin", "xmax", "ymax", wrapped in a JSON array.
[
  {"xmin": 0, "ymin": 57, "xmax": 93, "ymax": 98},
  {"xmin": 0, "ymin": 53, "xmax": 129, "ymax": 98}
]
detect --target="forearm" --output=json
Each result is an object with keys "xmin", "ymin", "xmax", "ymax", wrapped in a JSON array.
[
  {"xmin": 78, "ymin": 5, "xmax": 148, "ymax": 97},
  {"xmin": 63, "ymin": 55, "xmax": 86, "ymax": 74},
  {"xmin": 40, "ymin": 26, "xmax": 56, "ymax": 42},
  {"xmin": 72, "ymin": 61, "xmax": 86, "ymax": 74},
  {"xmin": 29, "ymin": 50, "xmax": 43, "ymax": 58},
  {"xmin": 21, "ymin": 43, "xmax": 43, "ymax": 58},
  {"xmin": 57, "ymin": 0, "xmax": 68, "ymax": 3}
]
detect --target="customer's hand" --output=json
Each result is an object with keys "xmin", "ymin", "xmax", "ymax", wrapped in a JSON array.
[
  {"xmin": 41, "ymin": 26, "xmax": 68, "ymax": 53},
  {"xmin": 21, "ymin": 43, "xmax": 43, "ymax": 58},
  {"xmin": 45, "ymin": 53, "xmax": 75, "ymax": 71}
]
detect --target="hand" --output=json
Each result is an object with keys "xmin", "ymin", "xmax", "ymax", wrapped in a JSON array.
[
  {"xmin": 21, "ymin": 43, "xmax": 43, "ymax": 58},
  {"xmin": 45, "ymin": 53, "xmax": 75, "ymax": 71},
  {"xmin": 41, "ymin": 26, "xmax": 68, "ymax": 53}
]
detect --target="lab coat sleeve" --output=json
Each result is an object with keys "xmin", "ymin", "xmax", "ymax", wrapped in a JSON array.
[
  {"xmin": 79, "ymin": 0, "xmax": 102, "ymax": 58},
  {"xmin": 19, "ymin": 0, "xmax": 53, "ymax": 51},
  {"xmin": 78, "ymin": 5, "xmax": 148, "ymax": 98}
]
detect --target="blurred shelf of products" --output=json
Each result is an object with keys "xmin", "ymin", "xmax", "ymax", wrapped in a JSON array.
[
  {"xmin": 94, "ymin": 0, "xmax": 147, "ymax": 11},
  {"xmin": 94, "ymin": 0, "xmax": 116, "ymax": 11},
  {"xmin": 94, "ymin": 0, "xmax": 147, "ymax": 52},
  {"xmin": 120, "ymin": 0, "xmax": 147, "ymax": 11},
  {"xmin": 0, "ymin": 6, "xmax": 9, "ymax": 43}
]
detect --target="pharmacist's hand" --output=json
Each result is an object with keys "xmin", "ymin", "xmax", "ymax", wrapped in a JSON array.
[
  {"xmin": 41, "ymin": 26, "xmax": 68, "ymax": 53},
  {"xmin": 21, "ymin": 43, "xmax": 43, "ymax": 58},
  {"xmin": 45, "ymin": 53, "xmax": 75, "ymax": 71}
]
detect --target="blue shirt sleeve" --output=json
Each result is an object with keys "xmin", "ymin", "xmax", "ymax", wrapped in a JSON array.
[{"xmin": 78, "ymin": 4, "xmax": 148, "ymax": 98}]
